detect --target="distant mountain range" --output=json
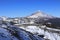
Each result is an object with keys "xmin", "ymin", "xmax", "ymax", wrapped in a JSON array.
[{"xmin": 0, "ymin": 10, "xmax": 60, "ymax": 29}]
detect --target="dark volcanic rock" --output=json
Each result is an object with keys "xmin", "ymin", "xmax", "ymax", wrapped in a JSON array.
[
  {"xmin": 43, "ymin": 18, "xmax": 60, "ymax": 29},
  {"xmin": 35, "ymin": 17, "xmax": 60, "ymax": 29}
]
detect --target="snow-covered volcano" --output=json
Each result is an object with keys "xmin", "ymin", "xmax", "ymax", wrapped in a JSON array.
[{"xmin": 27, "ymin": 10, "xmax": 54, "ymax": 18}]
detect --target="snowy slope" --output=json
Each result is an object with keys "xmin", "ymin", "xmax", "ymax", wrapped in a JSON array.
[
  {"xmin": 27, "ymin": 10, "xmax": 54, "ymax": 18},
  {"xmin": 20, "ymin": 26, "xmax": 60, "ymax": 40},
  {"xmin": 0, "ymin": 24, "xmax": 44, "ymax": 40},
  {"xmin": 0, "ymin": 28, "xmax": 19, "ymax": 40}
]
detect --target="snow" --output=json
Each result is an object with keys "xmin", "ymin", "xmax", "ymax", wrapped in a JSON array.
[
  {"xmin": 0, "ymin": 28, "xmax": 19, "ymax": 40},
  {"xmin": 0, "ymin": 22, "xmax": 60, "ymax": 40},
  {"xmin": 19, "ymin": 26, "xmax": 60, "ymax": 40},
  {"xmin": 20, "ymin": 26, "xmax": 40, "ymax": 34},
  {"xmin": 27, "ymin": 11, "xmax": 53, "ymax": 18},
  {"xmin": 0, "ymin": 24, "xmax": 44, "ymax": 40},
  {"xmin": 1, "ymin": 24, "xmax": 7, "ymax": 28}
]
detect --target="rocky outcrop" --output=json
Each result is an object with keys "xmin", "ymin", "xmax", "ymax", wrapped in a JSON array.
[{"xmin": 0, "ymin": 22, "xmax": 44, "ymax": 40}]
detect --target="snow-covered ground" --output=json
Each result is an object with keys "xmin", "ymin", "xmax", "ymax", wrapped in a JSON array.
[
  {"xmin": 0, "ymin": 24, "xmax": 44, "ymax": 40},
  {"xmin": 20, "ymin": 26, "xmax": 60, "ymax": 40},
  {"xmin": 0, "ymin": 28, "xmax": 19, "ymax": 40}
]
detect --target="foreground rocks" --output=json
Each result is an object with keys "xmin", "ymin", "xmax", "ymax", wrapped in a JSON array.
[{"xmin": 0, "ymin": 23, "xmax": 44, "ymax": 40}]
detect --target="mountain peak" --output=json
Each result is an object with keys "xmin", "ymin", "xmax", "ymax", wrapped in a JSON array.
[{"xmin": 27, "ymin": 10, "xmax": 53, "ymax": 18}]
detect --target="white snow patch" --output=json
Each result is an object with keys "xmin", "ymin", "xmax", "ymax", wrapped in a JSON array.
[{"xmin": 19, "ymin": 26, "xmax": 60, "ymax": 40}]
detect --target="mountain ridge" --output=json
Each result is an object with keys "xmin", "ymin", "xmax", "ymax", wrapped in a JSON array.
[{"xmin": 27, "ymin": 10, "xmax": 54, "ymax": 18}]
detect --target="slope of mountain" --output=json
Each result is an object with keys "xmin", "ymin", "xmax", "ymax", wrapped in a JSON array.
[
  {"xmin": 20, "ymin": 25, "xmax": 60, "ymax": 40},
  {"xmin": 31, "ymin": 11, "xmax": 60, "ymax": 29},
  {"xmin": 0, "ymin": 22, "xmax": 44, "ymax": 40},
  {"xmin": 0, "ymin": 10, "xmax": 60, "ymax": 40},
  {"xmin": 43, "ymin": 18, "xmax": 60, "ymax": 29},
  {"xmin": 27, "ymin": 10, "xmax": 54, "ymax": 18}
]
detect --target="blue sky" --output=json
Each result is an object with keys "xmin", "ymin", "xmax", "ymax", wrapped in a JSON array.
[{"xmin": 0, "ymin": 0, "xmax": 60, "ymax": 17}]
